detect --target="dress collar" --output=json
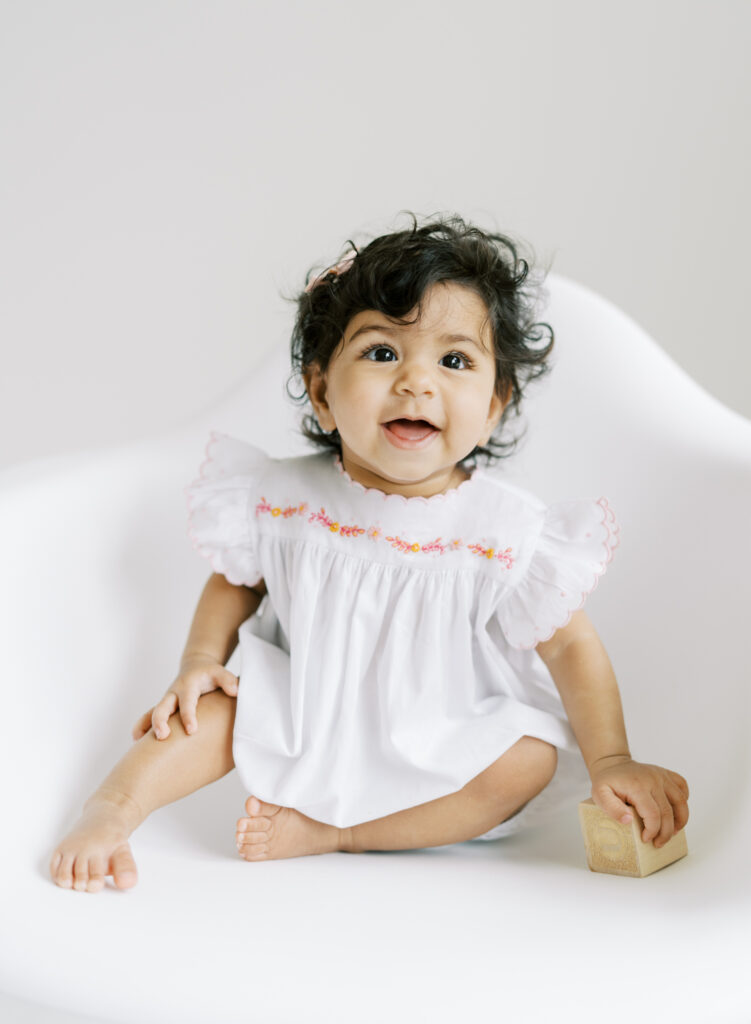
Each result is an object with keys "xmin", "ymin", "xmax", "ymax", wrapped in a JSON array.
[{"xmin": 333, "ymin": 454, "xmax": 482, "ymax": 506}]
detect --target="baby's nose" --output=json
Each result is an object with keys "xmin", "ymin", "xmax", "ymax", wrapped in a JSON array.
[{"xmin": 395, "ymin": 359, "xmax": 436, "ymax": 395}]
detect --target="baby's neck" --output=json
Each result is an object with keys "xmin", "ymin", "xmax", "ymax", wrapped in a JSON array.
[{"xmin": 338, "ymin": 455, "xmax": 471, "ymax": 498}]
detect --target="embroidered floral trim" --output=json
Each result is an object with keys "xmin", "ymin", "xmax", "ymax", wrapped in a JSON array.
[
  {"xmin": 467, "ymin": 543, "xmax": 515, "ymax": 568},
  {"xmin": 256, "ymin": 497, "xmax": 515, "ymax": 566},
  {"xmin": 256, "ymin": 498, "xmax": 309, "ymax": 520}
]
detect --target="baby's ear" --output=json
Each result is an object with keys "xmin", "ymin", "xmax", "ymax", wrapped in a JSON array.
[
  {"xmin": 303, "ymin": 363, "xmax": 336, "ymax": 432},
  {"xmin": 489, "ymin": 384, "xmax": 509, "ymax": 425},
  {"xmin": 479, "ymin": 383, "xmax": 511, "ymax": 445}
]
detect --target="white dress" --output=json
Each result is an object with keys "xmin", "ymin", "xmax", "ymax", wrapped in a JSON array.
[{"xmin": 185, "ymin": 431, "xmax": 620, "ymax": 840}]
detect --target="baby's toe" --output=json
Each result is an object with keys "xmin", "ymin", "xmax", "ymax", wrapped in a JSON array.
[
  {"xmin": 237, "ymin": 815, "xmax": 271, "ymax": 834},
  {"xmin": 237, "ymin": 822, "xmax": 270, "ymax": 846},
  {"xmin": 239, "ymin": 832, "xmax": 269, "ymax": 846},
  {"xmin": 55, "ymin": 851, "xmax": 75, "ymax": 889},
  {"xmin": 238, "ymin": 841, "xmax": 269, "ymax": 861},
  {"xmin": 244, "ymin": 795, "xmax": 280, "ymax": 817},
  {"xmin": 111, "ymin": 844, "xmax": 138, "ymax": 890},
  {"xmin": 72, "ymin": 858, "xmax": 90, "ymax": 892},
  {"xmin": 87, "ymin": 855, "xmax": 106, "ymax": 893}
]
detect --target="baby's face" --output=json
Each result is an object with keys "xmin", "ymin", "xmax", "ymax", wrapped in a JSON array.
[{"xmin": 305, "ymin": 281, "xmax": 507, "ymax": 498}]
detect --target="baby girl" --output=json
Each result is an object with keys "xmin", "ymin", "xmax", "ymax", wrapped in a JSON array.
[{"xmin": 50, "ymin": 212, "xmax": 689, "ymax": 891}]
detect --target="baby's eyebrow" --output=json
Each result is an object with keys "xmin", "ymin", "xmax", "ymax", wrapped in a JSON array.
[{"xmin": 347, "ymin": 323, "xmax": 487, "ymax": 353}]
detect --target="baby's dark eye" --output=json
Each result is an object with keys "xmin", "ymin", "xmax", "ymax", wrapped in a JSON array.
[
  {"xmin": 362, "ymin": 345, "xmax": 397, "ymax": 362},
  {"xmin": 441, "ymin": 352, "xmax": 471, "ymax": 370}
]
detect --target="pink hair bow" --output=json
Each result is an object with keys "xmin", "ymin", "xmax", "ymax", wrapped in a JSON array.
[{"xmin": 304, "ymin": 248, "xmax": 358, "ymax": 293}]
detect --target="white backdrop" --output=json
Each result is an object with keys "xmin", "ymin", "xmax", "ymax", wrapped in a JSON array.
[
  {"xmin": 1, "ymin": 0, "xmax": 750, "ymax": 471},
  {"xmin": 2, "ymin": 6, "xmax": 750, "ymax": 1020}
]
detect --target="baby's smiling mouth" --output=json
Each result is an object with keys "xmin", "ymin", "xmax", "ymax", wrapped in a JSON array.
[{"xmin": 382, "ymin": 418, "xmax": 440, "ymax": 442}]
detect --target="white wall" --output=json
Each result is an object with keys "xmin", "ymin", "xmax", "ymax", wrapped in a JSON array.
[{"xmin": 2, "ymin": 0, "xmax": 749, "ymax": 471}]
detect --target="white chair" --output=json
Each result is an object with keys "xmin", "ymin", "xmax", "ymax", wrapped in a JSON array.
[{"xmin": 2, "ymin": 274, "xmax": 749, "ymax": 1023}]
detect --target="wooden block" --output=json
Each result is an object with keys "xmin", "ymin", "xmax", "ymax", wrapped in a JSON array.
[{"xmin": 578, "ymin": 798, "xmax": 688, "ymax": 877}]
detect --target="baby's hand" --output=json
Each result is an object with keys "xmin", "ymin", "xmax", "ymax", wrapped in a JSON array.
[
  {"xmin": 131, "ymin": 655, "xmax": 239, "ymax": 741},
  {"xmin": 589, "ymin": 756, "xmax": 690, "ymax": 849}
]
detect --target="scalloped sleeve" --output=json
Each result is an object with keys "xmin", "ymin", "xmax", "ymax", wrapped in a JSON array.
[
  {"xmin": 495, "ymin": 497, "xmax": 620, "ymax": 650},
  {"xmin": 184, "ymin": 432, "xmax": 269, "ymax": 587}
]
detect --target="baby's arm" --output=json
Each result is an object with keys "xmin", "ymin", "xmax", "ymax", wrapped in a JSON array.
[
  {"xmin": 132, "ymin": 573, "xmax": 266, "ymax": 741},
  {"xmin": 536, "ymin": 611, "xmax": 690, "ymax": 848}
]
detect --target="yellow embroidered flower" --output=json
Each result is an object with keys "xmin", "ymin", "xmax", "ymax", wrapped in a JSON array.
[
  {"xmin": 330, "ymin": 522, "xmax": 339, "ymax": 532},
  {"xmin": 411, "ymin": 543, "xmax": 420, "ymax": 552},
  {"xmin": 272, "ymin": 508, "xmax": 281, "ymax": 517},
  {"xmin": 486, "ymin": 548, "xmax": 494, "ymax": 559}
]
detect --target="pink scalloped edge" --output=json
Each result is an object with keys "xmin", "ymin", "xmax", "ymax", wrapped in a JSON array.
[
  {"xmin": 183, "ymin": 430, "xmax": 262, "ymax": 587},
  {"xmin": 334, "ymin": 454, "xmax": 480, "ymax": 505},
  {"xmin": 517, "ymin": 496, "xmax": 621, "ymax": 651}
]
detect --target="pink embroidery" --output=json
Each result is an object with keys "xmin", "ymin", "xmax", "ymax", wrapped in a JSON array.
[
  {"xmin": 255, "ymin": 497, "xmax": 514, "ymax": 567},
  {"xmin": 308, "ymin": 507, "xmax": 366, "ymax": 538},
  {"xmin": 256, "ymin": 498, "xmax": 309, "ymax": 520},
  {"xmin": 467, "ymin": 544, "xmax": 514, "ymax": 568},
  {"xmin": 385, "ymin": 535, "xmax": 452, "ymax": 554}
]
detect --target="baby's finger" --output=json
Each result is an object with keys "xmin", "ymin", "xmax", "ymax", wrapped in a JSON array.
[
  {"xmin": 219, "ymin": 670, "xmax": 239, "ymax": 697},
  {"xmin": 667, "ymin": 783, "xmax": 690, "ymax": 832},
  {"xmin": 633, "ymin": 792, "xmax": 663, "ymax": 844},
  {"xmin": 591, "ymin": 784, "xmax": 636, "ymax": 825},
  {"xmin": 131, "ymin": 708, "xmax": 155, "ymax": 741},
  {"xmin": 178, "ymin": 694, "xmax": 200, "ymax": 736},
  {"xmin": 152, "ymin": 692, "xmax": 179, "ymax": 739},
  {"xmin": 652, "ymin": 793, "xmax": 675, "ymax": 848},
  {"xmin": 666, "ymin": 769, "xmax": 690, "ymax": 800}
]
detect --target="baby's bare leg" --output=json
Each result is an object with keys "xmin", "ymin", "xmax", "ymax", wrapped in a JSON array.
[
  {"xmin": 50, "ymin": 690, "xmax": 236, "ymax": 892},
  {"xmin": 341, "ymin": 736, "xmax": 557, "ymax": 853},
  {"xmin": 235, "ymin": 735, "xmax": 558, "ymax": 861}
]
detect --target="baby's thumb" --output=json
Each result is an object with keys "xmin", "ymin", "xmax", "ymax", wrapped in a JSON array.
[
  {"xmin": 592, "ymin": 787, "xmax": 634, "ymax": 826},
  {"xmin": 219, "ymin": 669, "xmax": 239, "ymax": 696}
]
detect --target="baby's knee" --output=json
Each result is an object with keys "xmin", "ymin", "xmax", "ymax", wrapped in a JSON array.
[
  {"xmin": 472, "ymin": 736, "xmax": 557, "ymax": 805},
  {"xmin": 518, "ymin": 737, "xmax": 558, "ymax": 795},
  {"xmin": 528, "ymin": 736, "xmax": 558, "ymax": 780}
]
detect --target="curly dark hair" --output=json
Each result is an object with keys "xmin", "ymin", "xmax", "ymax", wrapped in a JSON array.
[{"xmin": 285, "ymin": 211, "xmax": 554, "ymax": 466}]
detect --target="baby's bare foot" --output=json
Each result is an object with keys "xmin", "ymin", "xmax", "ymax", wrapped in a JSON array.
[
  {"xmin": 235, "ymin": 795, "xmax": 345, "ymax": 861},
  {"xmin": 50, "ymin": 791, "xmax": 142, "ymax": 893}
]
